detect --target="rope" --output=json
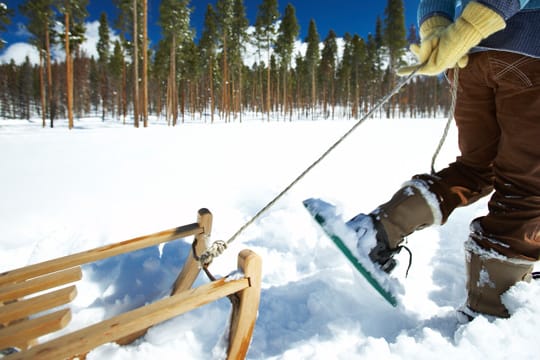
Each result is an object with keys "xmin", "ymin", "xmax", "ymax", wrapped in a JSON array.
[
  {"xmin": 430, "ymin": 67, "xmax": 459, "ymax": 174},
  {"xmin": 196, "ymin": 67, "xmax": 423, "ymax": 268}
]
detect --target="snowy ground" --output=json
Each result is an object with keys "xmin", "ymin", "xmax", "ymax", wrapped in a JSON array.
[{"xmin": 1, "ymin": 115, "xmax": 538, "ymax": 359}]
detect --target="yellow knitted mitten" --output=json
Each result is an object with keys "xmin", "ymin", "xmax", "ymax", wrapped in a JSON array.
[{"xmin": 398, "ymin": 1, "xmax": 506, "ymax": 76}]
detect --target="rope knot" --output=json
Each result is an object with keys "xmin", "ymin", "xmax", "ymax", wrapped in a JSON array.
[{"xmin": 198, "ymin": 240, "xmax": 228, "ymax": 267}]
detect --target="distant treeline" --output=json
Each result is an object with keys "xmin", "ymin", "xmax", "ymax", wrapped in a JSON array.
[{"xmin": 0, "ymin": 0, "xmax": 451, "ymax": 127}]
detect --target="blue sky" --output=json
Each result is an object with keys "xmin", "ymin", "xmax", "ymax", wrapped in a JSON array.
[{"xmin": 4, "ymin": 0, "xmax": 421, "ymax": 44}]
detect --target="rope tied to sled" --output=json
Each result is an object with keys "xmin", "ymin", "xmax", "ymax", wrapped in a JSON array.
[
  {"xmin": 431, "ymin": 66, "xmax": 459, "ymax": 174},
  {"xmin": 195, "ymin": 240, "xmax": 228, "ymax": 268},
  {"xmin": 194, "ymin": 66, "xmax": 424, "ymax": 269}
]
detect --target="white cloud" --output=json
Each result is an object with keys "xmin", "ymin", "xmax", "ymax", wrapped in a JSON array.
[
  {"xmin": 0, "ymin": 20, "xmax": 119, "ymax": 65},
  {"xmin": 0, "ymin": 42, "xmax": 39, "ymax": 65}
]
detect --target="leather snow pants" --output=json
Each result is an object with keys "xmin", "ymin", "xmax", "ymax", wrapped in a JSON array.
[{"xmin": 415, "ymin": 50, "xmax": 540, "ymax": 262}]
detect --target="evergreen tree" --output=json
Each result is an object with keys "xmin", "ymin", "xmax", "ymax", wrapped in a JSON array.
[
  {"xmin": 304, "ymin": 19, "xmax": 320, "ymax": 116},
  {"xmin": 384, "ymin": 0, "xmax": 406, "ymax": 117},
  {"xmin": 216, "ymin": 0, "xmax": 235, "ymax": 120},
  {"xmin": 375, "ymin": 16, "xmax": 383, "ymax": 49},
  {"xmin": 0, "ymin": 2, "xmax": 13, "ymax": 49},
  {"xmin": 365, "ymin": 33, "xmax": 382, "ymax": 111},
  {"xmin": 229, "ymin": 0, "xmax": 248, "ymax": 120},
  {"xmin": 19, "ymin": 0, "xmax": 55, "ymax": 127},
  {"xmin": 18, "ymin": 56, "xmax": 34, "ymax": 120},
  {"xmin": 109, "ymin": 40, "xmax": 126, "ymax": 120},
  {"xmin": 112, "ymin": 0, "xmax": 145, "ymax": 126},
  {"xmin": 320, "ymin": 29, "xmax": 338, "ymax": 119},
  {"xmin": 58, "ymin": 0, "xmax": 89, "ymax": 129},
  {"xmin": 337, "ymin": 32, "xmax": 353, "ymax": 118},
  {"xmin": 374, "ymin": 15, "xmax": 384, "ymax": 74},
  {"xmin": 97, "ymin": 12, "xmax": 110, "ymax": 120},
  {"xmin": 384, "ymin": 0, "xmax": 407, "ymax": 71},
  {"xmin": 199, "ymin": 4, "xmax": 219, "ymax": 122},
  {"xmin": 159, "ymin": 0, "xmax": 193, "ymax": 126},
  {"xmin": 181, "ymin": 39, "xmax": 202, "ymax": 119},
  {"xmin": 351, "ymin": 34, "xmax": 368, "ymax": 118},
  {"xmin": 275, "ymin": 3, "xmax": 299, "ymax": 119},
  {"xmin": 255, "ymin": 0, "xmax": 279, "ymax": 121},
  {"xmin": 97, "ymin": 12, "xmax": 110, "ymax": 64}
]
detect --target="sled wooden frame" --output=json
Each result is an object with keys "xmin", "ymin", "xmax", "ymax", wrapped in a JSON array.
[{"xmin": 0, "ymin": 208, "xmax": 262, "ymax": 360}]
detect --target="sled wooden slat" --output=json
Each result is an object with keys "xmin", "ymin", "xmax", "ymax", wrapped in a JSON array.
[
  {"xmin": 6, "ymin": 278, "xmax": 250, "ymax": 360},
  {"xmin": 0, "ymin": 267, "xmax": 82, "ymax": 304},
  {"xmin": 0, "ymin": 309, "xmax": 71, "ymax": 351},
  {"xmin": 0, "ymin": 286, "xmax": 77, "ymax": 325},
  {"xmin": 0, "ymin": 223, "xmax": 203, "ymax": 287},
  {"xmin": 0, "ymin": 208, "xmax": 262, "ymax": 360}
]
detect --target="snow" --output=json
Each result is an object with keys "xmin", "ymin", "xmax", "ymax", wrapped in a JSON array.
[{"xmin": 1, "ymin": 115, "xmax": 539, "ymax": 359}]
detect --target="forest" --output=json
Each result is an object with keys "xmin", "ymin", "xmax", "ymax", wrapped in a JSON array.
[{"xmin": 0, "ymin": 0, "xmax": 451, "ymax": 128}]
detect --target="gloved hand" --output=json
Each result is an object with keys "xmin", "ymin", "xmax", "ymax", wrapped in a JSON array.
[
  {"xmin": 405, "ymin": 16, "xmax": 453, "ymax": 72},
  {"xmin": 398, "ymin": 1, "xmax": 506, "ymax": 76}
]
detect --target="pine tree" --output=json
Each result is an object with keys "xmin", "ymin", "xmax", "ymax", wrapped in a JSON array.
[
  {"xmin": 19, "ymin": 0, "xmax": 55, "ymax": 127},
  {"xmin": 97, "ymin": 12, "xmax": 110, "ymax": 120},
  {"xmin": 337, "ymin": 32, "xmax": 353, "ymax": 118},
  {"xmin": 384, "ymin": 0, "xmax": 406, "ymax": 117},
  {"xmin": 0, "ymin": 2, "xmax": 13, "ymax": 49},
  {"xmin": 384, "ymin": 0, "xmax": 407, "ymax": 70},
  {"xmin": 18, "ymin": 56, "xmax": 34, "ymax": 120},
  {"xmin": 109, "ymin": 40, "xmax": 126, "ymax": 120},
  {"xmin": 275, "ymin": 3, "xmax": 299, "ymax": 120},
  {"xmin": 111, "ymin": 0, "xmax": 130, "ymax": 123},
  {"xmin": 216, "ymin": 0, "xmax": 235, "ymax": 121},
  {"xmin": 152, "ymin": 39, "xmax": 168, "ymax": 119},
  {"xmin": 365, "ymin": 33, "xmax": 382, "ymax": 113},
  {"xmin": 159, "ymin": 0, "xmax": 193, "ymax": 126},
  {"xmin": 351, "ymin": 34, "xmax": 368, "ymax": 118},
  {"xmin": 58, "ymin": 0, "xmax": 88, "ymax": 129},
  {"xmin": 199, "ymin": 4, "xmax": 219, "ymax": 123},
  {"xmin": 112, "ymin": 0, "xmax": 144, "ymax": 126},
  {"xmin": 181, "ymin": 39, "xmax": 201, "ymax": 120},
  {"xmin": 305, "ymin": 19, "xmax": 320, "ymax": 117},
  {"xmin": 255, "ymin": 0, "xmax": 279, "ymax": 121},
  {"xmin": 320, "ymin": 29, "xmax": 338, "ymax": 119},
  {"xmin": 230, "ymin": 0, "xmax": 248, "ymax": 121}
]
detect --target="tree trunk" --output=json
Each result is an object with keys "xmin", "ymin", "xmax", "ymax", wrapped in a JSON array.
[
  {"xmin": 39, "ymin": 53, "xmax": 46, "ymax": 128},
  {"xmin": 266, "ymin": 47, "xmax": 271, "ymax": 122},
  {"xmin": 65, "ymin": 12, "xmax": 74, "ymax": 130},
  {"xmin": 45, "ymin": 24, "xmax": 54, "ymax": 128},
  {"xmin": 122, "ymin": 61, "xmax": 127, "ymax": 124},
  {"xmin": 222, "ymin": 35, "xmax": 229, "ymax": 122},
  {"xmin": 132, "ymin": 0, "xmax": 139, "ymax": 128},
  {"xmin": 142, "ymin": 0, "xmax": 148, "ymax": 127},
  {"xmin": 209, "ymin": 58, "xmax": 214, "ymax": 123}
]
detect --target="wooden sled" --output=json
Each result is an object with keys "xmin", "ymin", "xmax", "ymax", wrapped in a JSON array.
[{"xmin": 0, "ymin": 209, "xmax": 261, "ymax": 360}]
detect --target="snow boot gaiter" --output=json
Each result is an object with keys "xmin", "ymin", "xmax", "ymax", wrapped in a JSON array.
[{"xmin": 464, "ymin": 220, "xmax": 534, "ymax": 318}]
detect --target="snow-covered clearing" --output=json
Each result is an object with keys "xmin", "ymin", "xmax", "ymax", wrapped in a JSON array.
[{"xmin": 1, "ymin": 116, "xmax": 538, "ymax": 359}]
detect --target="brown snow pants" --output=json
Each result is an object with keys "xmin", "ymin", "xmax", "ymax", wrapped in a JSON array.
[{"xmin": 415, "ymin": 51, "xmax": 540, "ymax": 261}]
